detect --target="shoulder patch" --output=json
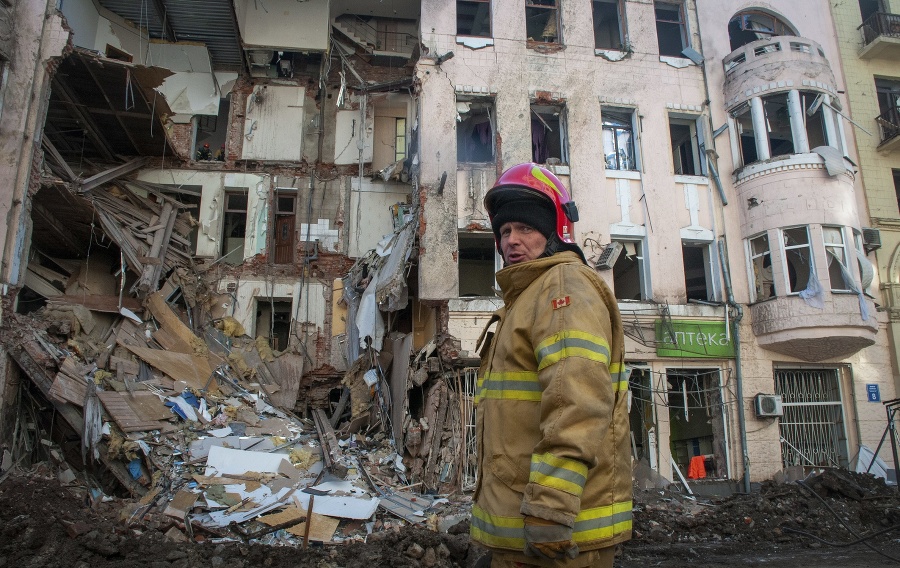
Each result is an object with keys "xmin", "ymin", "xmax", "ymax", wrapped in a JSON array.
[{"xmin": 551, "ymin": 296, "xmax": 571, "ymax": 310}]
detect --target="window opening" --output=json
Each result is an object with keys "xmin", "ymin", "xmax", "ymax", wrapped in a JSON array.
[
  {"xmin": 458, "ymin": 100, "xmax": 495, "ymax": 162},
  {"xmin": 728, "ymin": 10, "xmax": 796, "ymax": 51},
  {"xmin": 876, "ymin": 79, "xmax": 900, "ymax": 145},
  {"xmin": 894, "ymin": 170, "xmax": 900, "ymax": 212},
  {"xmin": 196, "ymin": 94, "xmax": 231, "ymax": 157},
  {"xmin": 655, "ymin": 2, "xmax": 687, "ymax": 57},
  {"xmin": 612, "ymin": 240, "xmax": 645, "ymax": 300},
  {"xmin": 458, "ymin": 0, "xmax": 492, "ymax": 37},
  {"xmin": 602, "ymin": 108, "xmax": 637, "ymax": 171},
  {"xmin": 669, "ymin": 117, "xmax": 702, "ymax": 175},
  {"xmin": 223, "ymin": 189, "xmax": 249, "ymax": 264},
  {"xmin": 683, "ymin": 243, "xmax": 713, "ymax": 301},
  {"xmin": 666, "ymin": 368, "xmax": 728, "ymax": 479},
  {"xmin": 593, "ymin": 0, "xmax": 625, "ymax": 50},
  {"xmin": 803, "ymin": 91, "xmax": 828, "ymax": 150},
  {"xmin": 824, "ymin": 227, "xmax": 852, "ymax": 291},
  {"xmin": 530, "ymin": 104, "xmax": 567, "ymax": 165},
  {"xmin": 763, "ymin": 93, "xmax": 794, "ymax": 157},
  {"xmin": 775, "ymin": 368, "xmax": 848, "ymax": 469},
  {"xmin": 749, "ymin": 234, "xmax": 774, "ymax": 301},
  {"xmin": 733, "ymin": 103, "xmax": 758, "ymax": 166},
  {"xmin": 256, "ymin": 299, "xmax": 293, "ymax": 351},
  {"xmin": 628, "ymin": 366, "xmax": 657, "ymax": 467},
  {"xmin": 458, "ymin": 232, "xmax": 499, "ymax": 297},
  {"xmin": 782, "ymin": 226, "xmax": 812, "ymax": 294},
  {"xmin": 526, "ymin": 0, "xmax": 560, "ymax": 43},
  {"xmin": 858, "ymin": 0, "xmax": 883, "ymax": 23}
]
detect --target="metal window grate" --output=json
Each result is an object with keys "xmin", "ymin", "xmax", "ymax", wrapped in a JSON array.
[
  {"xmin": 460, "ymin": 368, "xmax": 479, "ymax": 491},
  {"xmin": 775, "ymin": 368, "xmax": 846, "ymax": 469}
]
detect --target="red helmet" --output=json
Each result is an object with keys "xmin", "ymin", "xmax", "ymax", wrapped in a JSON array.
[
  {"xmin": 484, "ymin": 163, "xmax": 579, "ymax": 247},
  {"xmin": 203, "ymin": 143, "xmax": 210, "ymax": 148}
]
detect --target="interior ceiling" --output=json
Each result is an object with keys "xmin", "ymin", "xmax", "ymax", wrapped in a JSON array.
[{"xmin": 45, "ymin": 50, "xmax": 174, "ymax": 165}]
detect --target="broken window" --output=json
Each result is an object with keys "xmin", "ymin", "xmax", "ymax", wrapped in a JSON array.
[
  {"xmin": 749, "ymin": 233, "xmax": 774, "ymax": 302},
  {"xmin": 667, "ymin": 368, "xmax": 728, "ymax": 479},
  {"xmin": 611, "ymin": 239, "xmax": 647, "ymax": 301},
  {"xmin": 458, "ymin": 232, "xmax": 499, "ymax": 297},
  {"xmin": 802, "ymin": 91, "xmax": 828, "ymax": 150},
  {"xmin": 256, "ymin": 298, "xmax": 293, "ymax": 351},
  {"xmin": 395, "ymin": 118, "xmax": 407, "ymax": 162},
  {"xmin": 654, "ymin": 2, "xmax": 687, "ymax": 58},
  {"xmin": 196, "ymin": 94, "xmax": 231, "ymax": 158},
  {"xmin": 602, "ymin": 108, "xmax": 637, "ymax": 171},
  {"xmin": 762, "ymin": 93, "xmax": 794, "ymax": 157},
  {"xmin": 457, "ymin": 100, "xmax": 495, "ymax": 163},
  {"xmin": 458, "ymin": 0, "xmax": 491, "ymax": 37},
  {"xmin": 525, "ymin": 0, "xmax": 560, "ymax": 44},
  {"xmin": 273, "ymin": 189, "xmax": 296, "ymax": 265},
  {"xmin": 222, "ymin": 189, "xmax": 248, "ymax": 265},
  {"xmin": 876, "ymin": 79, "xmax": 900, "ymax": 143},
  {"xmin": 782, "ymin": 226, "xmax": 812, "ymax": 294},
  {"xmin": 530, "ymin": 104, "xmax": 568, "ymax": 165},
  {"xmin": 683, "ymin": 243, "xmax": 715, "ymax": 302},
  {"xmin": 593, "ymin": 0, "xmax": 625, "ymax": 50},
  {"xmin": 669, "ymin": 116, "xmax": 704, "ymax": 175},
  {"xmin": 776, "ymin": 367, "xmax": 849, "ymax": 468},
  {"xmin": 628, "ymin": 366, "xmax": 657, "ymax": 467},
  {"xmin": 727, "ymin": 10, "xmax": 796, "ymax": 51},
  {"xmin": 733, "ymin": 103, "xmax": 758, "ymax": 166},
  {"xmin": 823, "ymin": 226, "xmax": 852, "ymax": 292}
]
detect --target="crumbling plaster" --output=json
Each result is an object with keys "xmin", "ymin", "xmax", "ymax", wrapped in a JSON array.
[{"xmin": 234, "ymin": 0, "xmax": 329, "ymax": 51}]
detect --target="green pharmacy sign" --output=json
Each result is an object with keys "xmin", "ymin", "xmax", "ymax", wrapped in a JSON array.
[{"xmin": 655, "ymin": 320, "xmax": 735, "ymax": 358}]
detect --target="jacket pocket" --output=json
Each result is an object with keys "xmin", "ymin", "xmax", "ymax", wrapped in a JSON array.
[{"xmin": 489, "ymin": 453, "xmax": 528, "ymax": 493}]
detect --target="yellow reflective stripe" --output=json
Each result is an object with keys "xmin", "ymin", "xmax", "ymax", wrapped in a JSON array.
[
  {"xmin": 471, "ymin": 501, "xmax": 632, "ymax": 547},
  {"xmin": 610, "ymin": 362, "xmax": 629, "ymax": 392},
  {"xmin": 475, "ymin": 371, "xmax": 541, "ymax": 403},
  {"xmin": 471, "ymin": 505, "xmax": 525, "ymax": 548},
  {"xmin": 535, "ymin": 330, "xmax": 610, "ymax": 371},
  {"xmin": 530, "ymin": 453, "xmax": 588, "ymax": 496},
  {"xmin": 573, "ymin": 501, "xmax": 633, "ymax": 543}
]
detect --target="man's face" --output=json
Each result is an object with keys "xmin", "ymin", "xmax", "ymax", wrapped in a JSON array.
[{"xmin": 499, "ymin": 221, "xmax": 548, "ymax": 265}]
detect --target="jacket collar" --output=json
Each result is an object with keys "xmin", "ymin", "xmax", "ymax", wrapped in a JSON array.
[{"xmin": 496, "ymin": 251, "xmax": 583, "ymax": 306}]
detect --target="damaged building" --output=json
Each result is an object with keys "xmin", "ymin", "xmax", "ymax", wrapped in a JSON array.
[{"xmin": 0, "ymin": 0, "xmax": 897, "ymax": 539}]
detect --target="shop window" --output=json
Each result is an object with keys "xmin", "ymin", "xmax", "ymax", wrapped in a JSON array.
[
  {"xmin": 458, "ymin": 0, "xmax": 492, "ymax": 37},
  {"xmin": 526, "ymin": 0, "xmax": 560, "ymax": 44},
  {"xmin": 602, "ymin": 107, "xmax": 637, "ymax": 171},
  {"xmin": 222, "ymin": 189, "xmax": 248, "ymax": 265},
  {"xmin": 727, "ymin": 10, "xmax": 796, "ymax": 51},
  {"xmin": 611, "ymin": 239, "xmax": 647, "ymax": 301},
  {"xmin": 762, "ymin": 93, "xmax": 794, "ymax": 157},
  {"xmin": 823, "ymin": 226, "xmax": 852, "ymax": 292},
  {"xmin": 655, "ymin": 2, "xmax": 688, "ymax": 57},
  {"xmin": 733, "ymin": 103, "xmax": 758, "ymax": 166},
  {"xmin": 593, "ymin": 0, "xmax": 625, "ymax": 50},
  {"xmin": 748, "ymin": 233, "xmax": 774, "ymax": 302},
  {"xmin": 669, "ymin": 116, "xmax": 705, "ymax": 175},
  {"xmin": 782, "ymin": 226, "xmax": 812, "ymax": 294},
  {"xmin": 457, "ymin": 100, "xmax": 495, "ymax": 163},
  {"xmin": 683, "ymin": 243, "xmax": 714, "ymax": 302},
  {"xmin": 531, "ymin": 104, "xmax": 568, "ymax": 165},
  {"xmin": 667, "ymin": 368, "xmax": 728, "ymax": 479},
  {"xmin": 775, "ymin": 368, "xmax": 848, "ymax": 469},
  {"xmin": 458, "ymin": 232, "xmax": 499, "ymax": 297}
]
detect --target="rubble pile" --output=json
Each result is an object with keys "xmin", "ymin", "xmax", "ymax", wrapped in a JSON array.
[{"xmin": 632, "ymin": 469, "xmax": 900, "ymax": 548}]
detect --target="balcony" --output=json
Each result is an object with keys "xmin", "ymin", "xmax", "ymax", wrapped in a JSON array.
[
  {"xmin": 876, "ymin": 106, "xmax": 900, "ymax": 152},
  {"xmin": 333, "ymin": 15, "xmax": 418, "ymax": 62},
  {"xmin": 858, "ymin": 12, "xmax": 900, "ymax": 60}
]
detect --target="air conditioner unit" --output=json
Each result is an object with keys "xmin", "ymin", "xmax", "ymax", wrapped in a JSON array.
[
  {"xmin": 862, "ymin": 227, "xmax": 882, "ymax": 253},
  {"xmin": 755, "ymin": 394, "xmax": 783, "ymax": 418},
  {"xmin": 595, "ymin": 242, "xmax": 623, "ymax": 270}
]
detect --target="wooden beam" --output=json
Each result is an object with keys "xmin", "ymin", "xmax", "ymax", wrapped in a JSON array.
[
  {"xmin": 31, "ymin": 201, "xmax": 87, "ymax": 256},
  {"xmin": 41, "ymin": 135, "xmax": 79, "ymax": 182},
  {"xmin": 81, "ymin": 157, "xmax": 148, "ymax": 192},
  {"xmin": 51, "ymin": 76, "xmax": 116, "ymax": 162}
]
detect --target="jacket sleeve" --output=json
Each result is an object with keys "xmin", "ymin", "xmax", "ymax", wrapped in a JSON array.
[{"xmin": 519, "ymin": 266, "xmax": 615, "ymax": 528}]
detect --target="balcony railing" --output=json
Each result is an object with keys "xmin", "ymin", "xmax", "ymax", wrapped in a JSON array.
[
  {"xmin": 876, "ymin": 106, "xmax": 900, "ymax": 146},
  {"xmin": 336, "ymin": 15, "xmax": 417, "ymax": 55},
  {"xmin": 858, "ymin": 12, "xmax": 900, "ymax": 46}
]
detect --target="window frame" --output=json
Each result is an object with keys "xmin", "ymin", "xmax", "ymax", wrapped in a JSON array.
[
  {"xmin": 747, "ymin": 233, "xmax": 775, "ymax": 302},
  {"xmin": 668, "ymin": 114, "xmax": 706, "ymax": 176},
  {"xmin": 592, "ymin": 0, "xmax": 626, "ymax": 51},
  {"xmin": 610, "ymin": 237, "xmax": 650, "ymax": 301},
  {"xmin": 780, "ymin": 226, "xmax": 814, "ymax": 295},
  {"xmin": 654, "ymin": 1, "xmax": 688, "ymax": 58},
  {"xmin": 602, "ymin": 107, "xmax": 639, "ymax": 171},
  {"xmin": 530, "ymin": 103, "xmax": 569, "ymax": 165},
  {"xmin": 395, "ymin": 117, "xmax": 407, "ymax": 162},
  {"xmin": 525, "ymin": 0, "xmax": 561, "ymax": 44},
  {"xmin": 823, "ymin": 226, "xmax": 852, "ymax": 292},
  {"xmin": 457, "ymin": 98, "xmax": 497, "ymax": 163}
]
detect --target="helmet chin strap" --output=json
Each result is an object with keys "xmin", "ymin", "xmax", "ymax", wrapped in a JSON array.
[{"xmin": 541, "ymin": 235, "xmax": 561, "ymax": 258}]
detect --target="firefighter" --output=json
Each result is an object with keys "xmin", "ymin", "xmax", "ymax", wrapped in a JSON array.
[
  {"xmin": 215, "ymin": 144, "xmax": 226, "ymax": 161},
  {"xmin": 471, "ymin": 163, "xmax": 632, "ymax": 567},
  {"xmin": 196, "ymin": 142, "xmax": 211, "ymax": 160}
]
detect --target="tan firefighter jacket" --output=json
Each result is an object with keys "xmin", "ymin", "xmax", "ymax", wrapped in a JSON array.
[{"xmin": 470, "ymin": 251, "xmax": 632, "ymax": 554}]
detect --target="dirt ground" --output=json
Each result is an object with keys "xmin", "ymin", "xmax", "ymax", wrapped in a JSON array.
[{"xmin": 2, "ymin": 466, "xmax": 900, "ymax": 568}]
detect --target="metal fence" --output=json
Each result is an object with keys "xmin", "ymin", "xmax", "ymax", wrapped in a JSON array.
[
  {"xmin": 859, "ymin": 12, "xmax": 900, "ymax": 45},
  {"xmin": 776, "ymin": 368, "xmax": 847, "ymax": 469}
]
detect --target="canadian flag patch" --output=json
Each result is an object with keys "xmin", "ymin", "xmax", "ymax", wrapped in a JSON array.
[{"xmin": 551, "ymin": 296, "xmax": 571, "ymax": 310}]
